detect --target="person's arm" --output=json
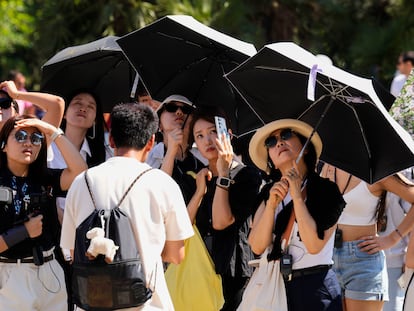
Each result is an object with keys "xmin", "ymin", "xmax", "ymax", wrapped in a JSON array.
[
  {"xmin": 186, "ymin": 168, "xmax": 210, "ymax": 223},
  {"xmin": 0, "ymin": 80, "xmax": 64, "ymax": 131},
  {"xmin": 407, "ymin": 233, "xmax": 414, "ymax": 268},
  {"xmin": 292, "ymin": 193, "xmax": 336, "ymax": 254},
  {"xmin": 161, "ymin": 240, "xmax": 185, "ymax": 264},
  {"xmin": 160, "ymin": 128, "xmax": 184, "ymax": 176},
  {"xmin": 0, "ymin": 214, "xmax": 43, "ymax": 253},
  {"xmin": 248, "ymin": 200, "xmax": 276, "ymax": 255},
  {"xmin": 360, "ymin": 174, "xmax": 414, "ymax": 252},
  {"xmin": 212, "ymin": 135, "xmax": 235, "ymax": 229},
  {"xmin": 285, "ymin": 165, "xmax": 336, "ymax": 254},
  {"xmin": 14, "ymin": 118, "xmax": 87, "ymax": 190}
]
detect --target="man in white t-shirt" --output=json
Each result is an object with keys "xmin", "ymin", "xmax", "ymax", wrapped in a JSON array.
[
  {"xmin": 390, "ymin": 51, "xmax": 414, "ymax": 97},
  {"xmin": 60, "ymin": 103, "xmax": 194, "ymax": 310}
]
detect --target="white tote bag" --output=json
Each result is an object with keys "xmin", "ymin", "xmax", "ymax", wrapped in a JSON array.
[
  {"xmin": 237, "ymin": 209, "xmax": 296, "ymax": 311},
  {"xmin": 237, "ymin": 247, "xmax": 288, "ymax": 311}
]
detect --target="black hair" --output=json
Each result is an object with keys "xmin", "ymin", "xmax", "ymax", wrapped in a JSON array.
[
  {"xmin": 377, "ymin": 173, "xmax": 414, "ymax": 230},
  {"xmin": 110, "ymin": 103, "xmax": 158, "ymax": 150},
  {"xmin": 295, "ymin": 132, "xmax": 318, "ymax": 171},
  {"xmin": 402, "ymin": 51, "xmax": 414, "ymax": 65},
  {"xmin": 0, "ymin": 115, "xmax": 48, "ymax": 179},
  {"xmin": 7, "ymin": 69, "xmax": 21, "ymax": 81},
  {"xmin": 0, "ymin": 90, "xmax": 19, "ymax": 114},
  {"xmin": 188, "ymin": 105, "xmax": 231, "ymax": 147},
  {"xmin": 61, "ymin": 90, "xmax": 105, "ymax": 167}
]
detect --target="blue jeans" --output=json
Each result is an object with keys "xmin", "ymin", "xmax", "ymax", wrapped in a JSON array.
[{"xmin": 333, "ymin": 240, "xmax": 388, "ymax": 301}]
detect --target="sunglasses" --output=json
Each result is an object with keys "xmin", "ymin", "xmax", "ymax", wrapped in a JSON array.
[
  {"xmin": 0, "ymin": 98, "xmax": 12, "ymax": 110},
  {"xmin": 264, "ymin": 128, "xmax": 295, "ymax": 148},
  {"xmin": 163, "ymin": 102, "xmax": 193, "ymax": 115},
  {"xmin": 15, "ymin": 130, "xmax": 44, "ymax": 146}
]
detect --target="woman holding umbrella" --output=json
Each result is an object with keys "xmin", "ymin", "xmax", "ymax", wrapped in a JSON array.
[
  {"xmin": 248, "ymin": 119, "xmax": 345, "ymax": 310},
  {"xmin": 320, "ymin": 164, "xmax": 414, "ymax": 311}
]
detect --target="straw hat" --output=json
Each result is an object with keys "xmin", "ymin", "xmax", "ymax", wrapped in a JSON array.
[{"xmin": 249, "ymin": 119, "xmax": 323, "ymax": 172}]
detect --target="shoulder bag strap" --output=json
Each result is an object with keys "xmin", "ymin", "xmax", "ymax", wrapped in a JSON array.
[
  {"xmin": 280, "ymin": 186, "xmax": 307, "ymax": 251},
  {"xmin": 84, "ymin": 167, "xmax": 153, "ymax": 210}
]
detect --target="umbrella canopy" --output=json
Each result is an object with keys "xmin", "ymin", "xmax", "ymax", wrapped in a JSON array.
[
  {"xmin": 116, "ymin": 15, "xmax": 260, "ymax": 136},
  {"xmin": 225, "ymin": 42, "xmax": 414, "ymax": 184},
  {"xmin": 41, "ymin": 36, "xmax": 136, "ymax": 112}
]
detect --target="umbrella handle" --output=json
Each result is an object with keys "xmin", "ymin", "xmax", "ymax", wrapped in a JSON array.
[{"xmin": 297, "ymin": 96, "xmax": 335, "ymax": 164}]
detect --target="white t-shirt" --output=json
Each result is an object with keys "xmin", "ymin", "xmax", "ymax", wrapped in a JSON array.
[
  {"xmin": 48, "ymin": 139, "xmax": 91, "ymax": 210},
  {"xmin": 60, "ymin": 157, "xmax": 194, "ymax": 311}
]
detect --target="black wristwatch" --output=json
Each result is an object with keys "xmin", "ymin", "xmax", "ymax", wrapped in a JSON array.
[{"xmin": 216, "ymin": 177, "xmax": 234, "ymax": 189}]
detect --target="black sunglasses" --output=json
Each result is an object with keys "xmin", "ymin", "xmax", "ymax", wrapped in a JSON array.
[
  {"xmin": 0, "ymin": 97, "xmax": 12, "ymax": 110},
  {"xmin": 264, "ymin": 128, "xmax": 295, "ymax": 148},
  {"xmin": 15, "ymin": 130, "xmax": 44, "ymax": 146},
  {"xmin": 163, "ymin": 102, "xmax": 193, "ymax": 115}
]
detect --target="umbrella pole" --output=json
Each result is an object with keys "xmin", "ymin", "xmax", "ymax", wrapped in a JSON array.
[{"xmin": 296, "ymin": 96, "xmax": 335, "ymax": 163}]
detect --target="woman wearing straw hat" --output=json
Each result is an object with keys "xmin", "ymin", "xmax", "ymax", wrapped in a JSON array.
[{"xmin": 248, "ymin": 119, "xmax": 345, "ymax": 311}]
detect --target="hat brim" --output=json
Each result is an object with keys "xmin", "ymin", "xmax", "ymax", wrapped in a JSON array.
[
  {"xmin": 156, "ymin": 94, "xmax": 195, "ymax": 115},
  {"xmin": 249, "ymin": 119, "xmax": 323, "ymax": 173}
]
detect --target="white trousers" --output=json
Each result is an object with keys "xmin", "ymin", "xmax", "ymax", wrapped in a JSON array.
[{"xmin": 0, "ymin": 258, "xmax": 67, "ymax": 311}]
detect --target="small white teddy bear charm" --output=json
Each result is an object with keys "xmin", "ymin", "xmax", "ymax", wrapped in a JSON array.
[{"xmin": 85, "ymin": 212, "xmax": 119, "ymax": 263}]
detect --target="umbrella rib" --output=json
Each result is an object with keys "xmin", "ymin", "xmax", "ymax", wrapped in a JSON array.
[
  {"xmin": 226, "ymin": 78, "xmax": 267, "ymax": 127},
  {"xmin": 157, "ymin": 31, "xmax": 204, "ymax": 48}
]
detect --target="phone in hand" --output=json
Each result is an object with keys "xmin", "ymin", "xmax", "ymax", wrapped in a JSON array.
[{"xmin": 214, "ymin": 116, "xmax": 229, "ymax": 143}]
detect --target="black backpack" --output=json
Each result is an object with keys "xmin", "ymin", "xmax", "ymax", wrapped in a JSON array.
[{"xmin": 72, "ymin": 168, "xmax": 153, "ymax": 311}]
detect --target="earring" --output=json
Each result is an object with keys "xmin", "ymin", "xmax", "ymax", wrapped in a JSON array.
[
  {"xmin": 87, "ymin": 122, "xmax": 96, "ymax": 140},
  {"xmin": 0, "ymin": 141, "xmax": 4, "ymax": 149}
]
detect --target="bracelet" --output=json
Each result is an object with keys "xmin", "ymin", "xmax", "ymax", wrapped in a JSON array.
[
  {"xmin": 395, "ymin": 228, "xmax": 404, "ymax": 239},
  {"xmin": 50, "ymin": 128, "xmax": 64, "ymax": 142},
  {"xmin": 2, "ymin": 225, "xmax": 29, "ymax": 247}
]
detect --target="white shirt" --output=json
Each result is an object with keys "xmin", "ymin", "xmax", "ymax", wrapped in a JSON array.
[
  {"xmin": 390, "ymin": 73, "xmax": 407, "ymax": 97},
  {"xmin": 61, "ymin": 157, "xmax": 194, "ymax": 311},
  {"xmin": 146, "ymin": 142, "xmax": 208, "ymax": 169},
  {"xmin": 48, "ymin": 138, "xmax": 91, "ymax": 210}
]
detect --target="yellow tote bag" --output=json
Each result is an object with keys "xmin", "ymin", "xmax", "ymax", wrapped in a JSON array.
[{"xmin": 165, "ymin": 225, "xmax": 224, "ymax": 311}]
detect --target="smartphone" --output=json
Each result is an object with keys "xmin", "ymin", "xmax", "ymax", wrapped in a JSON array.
[{"xmin": 214, "ymin": 116, "xmax": 229, "ymax": 143}]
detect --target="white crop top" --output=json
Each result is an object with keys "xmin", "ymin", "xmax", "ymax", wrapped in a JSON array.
[{"xmin": 338, "ymin": 181, "xmax": 379, "ymax": 225}]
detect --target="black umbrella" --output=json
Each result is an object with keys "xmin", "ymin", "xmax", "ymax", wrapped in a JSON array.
[
  {"xmin": 41, "ymin": 36, "xmax": 136, "ymax": 112},
  {"xmin": 225, "ymin": 42, "xmax": 414, "ymax": 184},
  {"xmin": 116, "ymin": 15, "xmax": 260, "ymax": 137}
]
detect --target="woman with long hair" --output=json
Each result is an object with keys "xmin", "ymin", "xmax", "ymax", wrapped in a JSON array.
[
  {"xmin": 320, "ymin": 163, "xmax": 414, "ymax": 311},
  {"xmin": 248, "ymin": 119, "xmax": 345, "ymax": 311},
  {"xmin": 0, "ymin": 115, "xmax": 87, "ymax": 310}
]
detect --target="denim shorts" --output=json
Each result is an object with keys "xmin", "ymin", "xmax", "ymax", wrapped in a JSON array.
[{"xmin": 333, "ymin": 240, "xmax": 388, "ymax": 301}]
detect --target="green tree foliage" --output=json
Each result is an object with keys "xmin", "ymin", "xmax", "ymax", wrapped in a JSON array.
[{"xmin": 1, "ymin": 0, "xmax": 414, "ymax": 90}]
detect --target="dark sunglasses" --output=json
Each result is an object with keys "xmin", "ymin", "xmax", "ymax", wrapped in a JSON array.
[
  {"xmin": 264, "ymin": 128, "xmax": 295, "ymax": 148},
  {"xmin": 0, "ymin": 97, "xmax": 12, "ymax": 110},
  {"xmin": 15, "ymin": 130, "xmax": 44, "ymax": 146},
  {"xmin": 163, "ymin": 102, "xmax": 193, "ymax": 115}
]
